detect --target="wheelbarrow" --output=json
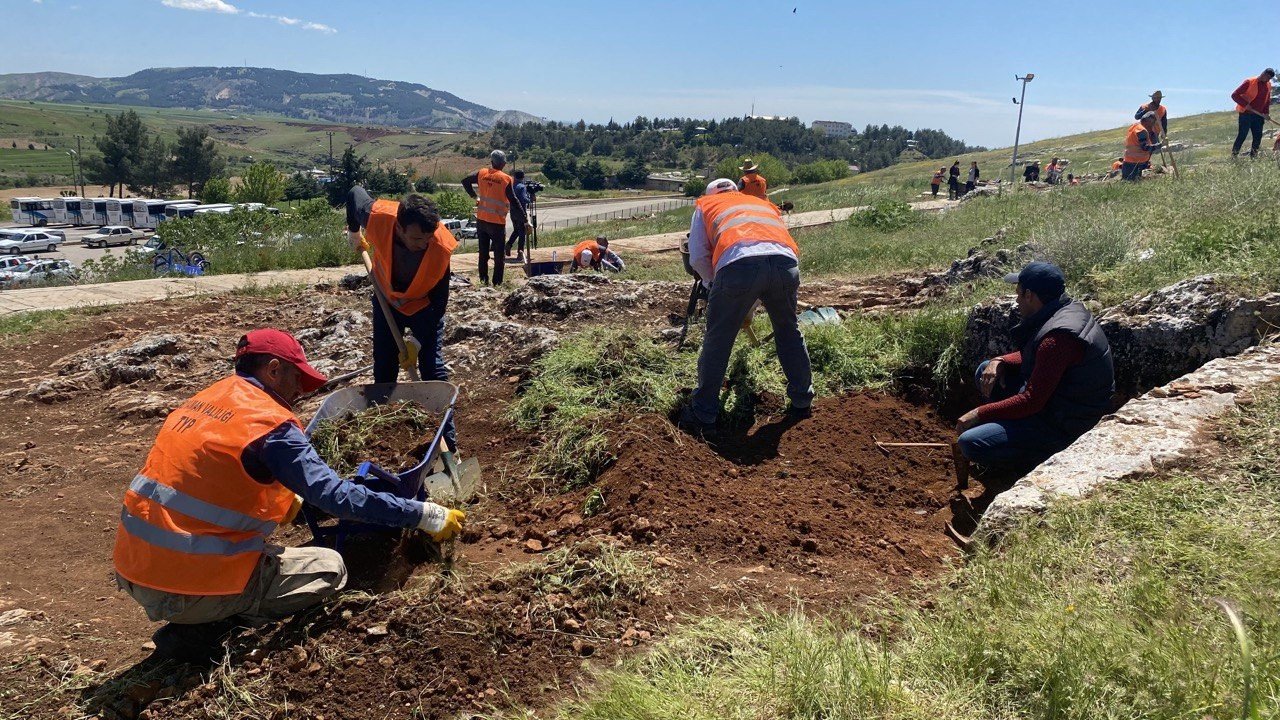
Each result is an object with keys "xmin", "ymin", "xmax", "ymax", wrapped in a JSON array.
[{"xmin": 301, "ymin": 380, "xmax": 479, "ymax": 548}]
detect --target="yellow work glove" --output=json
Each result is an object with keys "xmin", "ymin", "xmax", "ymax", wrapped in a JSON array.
[{"xmin": 417, "ymin": 502, "xmax": 466, "ymax": 542}]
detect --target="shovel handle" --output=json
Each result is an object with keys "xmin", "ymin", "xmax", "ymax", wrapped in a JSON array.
[{"xmin": 875, "ymin": 441, "xmax": 951, "ymax": 449}]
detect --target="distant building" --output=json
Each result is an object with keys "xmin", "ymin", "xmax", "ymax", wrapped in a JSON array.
[
  {"xmin": 811, "ymin": 120, "xmax": 853, "ymax": 138},
  {"xmin": 644, "ymin": 172, "xmax": 694, "ymax": 192}
]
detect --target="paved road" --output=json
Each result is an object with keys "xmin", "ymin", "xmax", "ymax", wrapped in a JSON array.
[{"xmin": 0, "ymin": 198, "xmax": 958, "ymax": 315}]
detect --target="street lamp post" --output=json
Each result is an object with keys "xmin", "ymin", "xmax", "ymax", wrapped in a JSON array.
[{"xmin": 1010, "ymin": 73, "xmax": 1035, "ymax": 187}]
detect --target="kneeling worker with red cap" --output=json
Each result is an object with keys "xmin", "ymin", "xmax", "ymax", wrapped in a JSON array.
[{"xmin": 113, "ymin": 329, "xmax": 465, "ymax": 650}]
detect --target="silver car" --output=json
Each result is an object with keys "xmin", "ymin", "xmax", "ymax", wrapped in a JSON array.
[{"xmin": 0, "ymin": 229, "xmax": 65, "ymax": 255}]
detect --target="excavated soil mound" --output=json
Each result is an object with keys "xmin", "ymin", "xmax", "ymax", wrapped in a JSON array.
[{"xmin": 473, "ymin": 392, "xmax": 961, "ymax": 606}]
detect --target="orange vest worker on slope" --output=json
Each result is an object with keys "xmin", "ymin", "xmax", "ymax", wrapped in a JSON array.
[
  {"xmin": 114, "ymin": 329, "xmax": 465, "ymax": 657},
  {"xmin": 462, "ymin": 150, "xmax": 527, "ymax": 286},
  {"xmin": 738, "ymin": 158, "xmax": 768, "ymax": 200},
  {"xmin": 346, "ymin": 187, "xmax": 460, "ymax": 449},
  {"xmin": 679, "ymin": 179, "xmax": 813, "ymax": 437},
  {"xmin": 1231, "ymin": 68, "xmax": 1275, "ymax": 158},
  {"xmin": 1121, "ymin": 112, "xmax": 1164, "ymax": 181}
]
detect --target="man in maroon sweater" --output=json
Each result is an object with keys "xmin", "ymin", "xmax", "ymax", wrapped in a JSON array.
[
  {"xmin": 956, "ymin": 262, "xmax": 1114, "ymax": 473},
  {"xmin": 1231, "ymin": 68, "xmax": 1275, "ymax": 158}
]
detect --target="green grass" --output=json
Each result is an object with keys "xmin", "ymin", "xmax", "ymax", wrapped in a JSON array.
[
  {"xmin": 0, "ymin": 305, "xmax": 113, "ymax": 345},
  {"xmin": 509, "ymin": 308, "xmax": 966, "ymax": 488},
  {"xmin": 559, "ymin": 384, "xmax": 1280, "ymax": 720}
]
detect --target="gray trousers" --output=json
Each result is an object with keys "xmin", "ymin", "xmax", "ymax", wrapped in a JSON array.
[
  {"xmin": 691, "ymin": 254, "xmax": 814, "ymax": 424},
  {"xmin": 117, "ymin": 545, "xmax": 348, "ymax": 625}
]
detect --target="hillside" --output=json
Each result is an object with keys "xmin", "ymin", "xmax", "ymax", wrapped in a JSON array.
[{"xmin": 0, "ymin": 67, "xmax": 540, "ymax": 131}]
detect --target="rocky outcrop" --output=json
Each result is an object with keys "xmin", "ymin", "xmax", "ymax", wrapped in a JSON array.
[
  {"xmin": 961, "ymin": 276, "xmax": 1280, "ymax": 396},
  {"xmin": 976, "ymin": 345, "xmax": 1280, "ymax": 541}
]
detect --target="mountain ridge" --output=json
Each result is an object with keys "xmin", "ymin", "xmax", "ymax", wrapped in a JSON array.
[{"xmin": 0, "ymin": 67, "xmax": 541, "ymax": 131}]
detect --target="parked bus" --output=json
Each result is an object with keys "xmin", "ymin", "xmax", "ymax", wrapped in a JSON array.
[
  {"xmin": 117, "ymin": 199, "xmax": 141, "ymax": 228},
  {"xmin": 133, "ymin": 199, "xmax": 192, "ymax": 229},
  {"xmin": 90, "ymin": 198, "xmax": 123, "ymax": 226},
  {"xmin": 53, "ymin": 197, "xmax": 95, "ymax": 225},
  {"xmin": 192, "ymin": 203, "xmax": 281, "ymax": 216},
  {"xmin": 162, "ymin": 203, "xmax": 201, "ymax": 221},
  {"xmin": 9, "ymin": 197, "xmax": 57, "ymax": 226}
]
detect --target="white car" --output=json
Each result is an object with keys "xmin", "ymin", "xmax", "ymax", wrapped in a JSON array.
[
  {"xmin": 83, "ymin": 225, "xmax": 141, "ymax": 248},
  {"xmin": 1, "ymin": 259, "xmax": 77, "ymax": 286},
  {"xmin": 0, "ymin": 229, "xmax": 65, "ymax": 255},
  {"xmin": 0, "ymin": 255, "xmax": 31, "ymax": 276}
]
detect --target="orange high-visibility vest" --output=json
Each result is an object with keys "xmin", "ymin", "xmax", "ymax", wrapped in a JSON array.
[
  {"xmin": 740, "ymin": 173, "xmax": 768, "ymax": 200},
  {"xmin": 573, "ymin": 239, "xmax": 602, "ymax": 267},
  {"xmin": 696, "ymin": 191, "xmax": 799, "ymax": 270},
  {"xmin": 1124, "ymin": 122, "xmax": 1156, "ymax": 164},
  {"xmin": 366, "ymin": 199, "xmax": 457, "ymax": 316},
  {"xmin": 1235, "ymin": 77, "xmax": 1272, "ymax": 114},
  {"xmin": 475, "ymin": 168, "xmax": 513, "ymax": 224},
  {"xmin": 113, "ymin": 376, "xmax": 300, "ymax": 596},
  {"xmin": 931, "ymin": 172, "xmax": 943, "ymax": 185}
]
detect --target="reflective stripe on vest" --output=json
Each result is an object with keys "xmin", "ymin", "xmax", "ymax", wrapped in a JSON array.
[
  {"xmin": 119, "ymin": 506, "xmax": 266, "ymax": 556},
  {"xmin": 1123, "ymin": 123, "xmax": 1154, "ymax": 164},
  {"xmin": 740, "ymin": 174, "xmax": 767, "ymax": 200},
  {"xmin": 366, "ymin": 199, "xmax": 458, "ymax": 316},
  {"xmin": 127, "ymin": 474, "xmax": 277, "ymax": 536},
  {"xmin": 696, "ymin": 192, "xmax": 799, "ymax": 270},
  {"xmin": 1236, "ymin": 77, "xmax": 1271, "ymax": 113},
  {"xmin": 113, "ymin": 375, "xmax": 299, "ymax": 595},
  {"xmin": 476, "ymin": 168, "xmax": 512, "ymax": 224}
]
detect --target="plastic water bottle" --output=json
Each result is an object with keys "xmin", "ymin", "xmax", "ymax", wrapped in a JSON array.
[{"xmin": 551, "ymin": 250, "xmax": 558, "ymax": 262}]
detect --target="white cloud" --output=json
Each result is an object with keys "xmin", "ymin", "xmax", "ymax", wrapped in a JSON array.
[
  {"xmin": 161, "ymin": 0, "xmax": 238, "ymax": 12},
  {"xmin": 161, "ymin": 0, "xmax": 336, "ymax": 33}
]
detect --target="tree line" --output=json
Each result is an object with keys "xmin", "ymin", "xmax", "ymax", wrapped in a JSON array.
[{"xmin": 480, "ymin": 116, "xmax": 984, "ymax": 184}]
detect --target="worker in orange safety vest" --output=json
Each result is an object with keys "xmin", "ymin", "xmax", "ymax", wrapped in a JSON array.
[
  {"xmin": 1121, "ymin": 112, "xmax": 1164, "ymax": 181},
  {"xmin": 1231, "ymin": 68, "xmax": 1275, "ymax": 157},
  {"xmin": 462, "ymin": 150, "xmax": 527, "ymax": 286},
  {"xmin": 679, "ymin": 179, "xmax": 812, "ymax": 437},
  {"xmin": 738, "ymin": 158, "xmax": 768, "ymax": 200},
  {"xmin": 113, "ymin": 329, "xmax": 465, "ymax": 657}
]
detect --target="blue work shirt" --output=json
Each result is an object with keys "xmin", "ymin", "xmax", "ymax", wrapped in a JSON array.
[
  {"xmin": 236, "ymin": 373, "xmax": 423, "ymax": 528},
  {"xmin": 513, "ymin": 182, "xmax": 531, "ymax": 211}
]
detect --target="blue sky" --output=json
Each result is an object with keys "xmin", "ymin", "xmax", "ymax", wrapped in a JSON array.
[{"xmin": 8, "ymin": 0, "xmax": 1276, "ymax": 147}]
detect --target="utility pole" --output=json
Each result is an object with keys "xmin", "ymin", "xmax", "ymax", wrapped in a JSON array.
[
  {"xmin": 1009, "ymin": 74, "xmax": 1035, "ymax": 188},
  {"xmin": 76, "ymin": 135, "xmax": 84, "ymax": 197},
  {"xmin": 327, "ymin": 131, "xmax": 335, "ymax": 179}
]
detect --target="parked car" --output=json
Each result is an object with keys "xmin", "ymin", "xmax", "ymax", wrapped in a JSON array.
[
  {"xmin": 0, "ymin": 229, "xmax": 65, "ymax": 255},
  {"xmin": 0, "ymin": 255, "xmax": 32, "ymax": 276},
  {"xmin": 83, "ymin": 225, "xmax": 141, "ymax": 248},
  {"xmin": 456, "ymin": 220, "xmax": 479, "ymax": 240},
  {"xmin": 137, "ymin": 235, "xmax": 167, "ymax": 256},
  {"xmin": 1, "ymin": 259, "xmax": 77, "ymax": 286}
]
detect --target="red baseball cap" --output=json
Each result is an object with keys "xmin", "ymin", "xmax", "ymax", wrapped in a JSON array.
[{"xmin": 235, "ymin": 328, "xmax": 328, "ymax": 392}]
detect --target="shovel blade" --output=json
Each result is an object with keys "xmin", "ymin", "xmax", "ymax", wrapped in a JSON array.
[{"xmin": 422, "ymin": 458, "xmax": 481, "ymax": 506}]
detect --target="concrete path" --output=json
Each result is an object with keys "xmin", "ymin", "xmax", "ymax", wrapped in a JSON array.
[{"xmin": 0, "ymin": 198, "xmax": 957, "ymax": 316}]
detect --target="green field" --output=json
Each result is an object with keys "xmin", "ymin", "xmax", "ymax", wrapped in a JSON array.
[{"xmin": 0, "ymin": 99, "xmax": 477, "ymax": 185}]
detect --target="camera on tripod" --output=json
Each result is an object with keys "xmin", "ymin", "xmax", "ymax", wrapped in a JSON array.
[{"xmin": 524, "ymin": 181, "xmax": 545, "ymax": 194}]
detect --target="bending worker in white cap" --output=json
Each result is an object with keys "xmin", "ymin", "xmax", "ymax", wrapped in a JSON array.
[
  {"xmin": 678, "ymin": 179, "xmax": 814, "ymax": 437},
  {"xmin": 462, "ymin": 150, "xmax": 527, "ymax": 286}
]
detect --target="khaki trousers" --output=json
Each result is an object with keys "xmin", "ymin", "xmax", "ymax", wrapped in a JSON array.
[{"xmin": 117, "ymin": 545, "xmax": 347, "ymax": 625}]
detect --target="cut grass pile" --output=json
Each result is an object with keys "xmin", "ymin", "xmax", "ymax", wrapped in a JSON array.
[
  {"xmin": 560, "ymin": 384, "xmax": 1280, "ymax": 720},
  {"xmin": 310, "ymin": 401, "xmax": 440, "ymax": 477},
  {"xmin": 510, "ymin": 307, "xmax": 966, "ymax": 488}
]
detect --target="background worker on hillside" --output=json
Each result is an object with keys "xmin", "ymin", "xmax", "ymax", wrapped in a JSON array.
[
  {"xmin": 504, "ymin": 169, "xmax": 532, "ymax": 262},
  {"xmin": 571, "ymin": 235, "xmax": 624, "ymax": 272},
  {"xmin": 738, "ymin": 159, "xmax": 768, "ymax": 200},
  {"xmin": 113, "ymin": 329, "xmax": 465, "ymax": 653},
  {"xmin": 462, "ymin": 150, "xmax": 527, "ymax": 286},
  {"xmin": 1135, "ymin": 90, "xmax": 1169, "ymax": 135},
  {"xmin": 955, "ymin": 262, "xmax": 1114, "ymax": 475},
  {"xmin": 1231, "ymin": 68, "xmax": 1275, "ymax": 158},
  {"xmin": 1121, "ymin": 112, "xmax": 1164, "ymax": 181},
  {"xmin": 679, "ymin": 178, "xmax": 813, "ymax": 437},
  {"xmin": 965, "ymin": 161, "xmax": 980, "ymax": 194},
  {"xmin": 931, "ymin": 168, "xmax": 944, "ymax": 197},
  {"xmin": 346, "ymin": 186, "xmax": 459, "ymax": 447},
  {"xmin": 948, "ymin": 160, "xmax": 961, "ymax": 199},
  {"xmin": 1023, "ymin": 160, "xmax": 1040, "ymax": 183}
]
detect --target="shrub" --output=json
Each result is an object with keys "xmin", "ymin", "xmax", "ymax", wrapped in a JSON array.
[
  {"xmin": 200, "ymin": 176, "xmax": 232, "ymax": 203},
  {"xmin": 683, "ymin": 176, "xmax": 704, "ymax": 197},
  {"xmin": 850, "ymin": 199, "xmax": 917, "ymax": 231},
  {"xmin": 792, "ymin": 160, "xmax": 850, "ymax": 184},
  {"xmin": 432, "ymin": 189, "xmax": 473, "ymax": 220}
]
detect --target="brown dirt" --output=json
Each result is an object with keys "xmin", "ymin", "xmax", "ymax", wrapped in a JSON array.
[
  {"xmin": 311, "ymin": 402, "xmax": 443, "ymax": 476},
  {"xmin": 0, "ymin": 279, "xmax": 972, "ymax": 719}
]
